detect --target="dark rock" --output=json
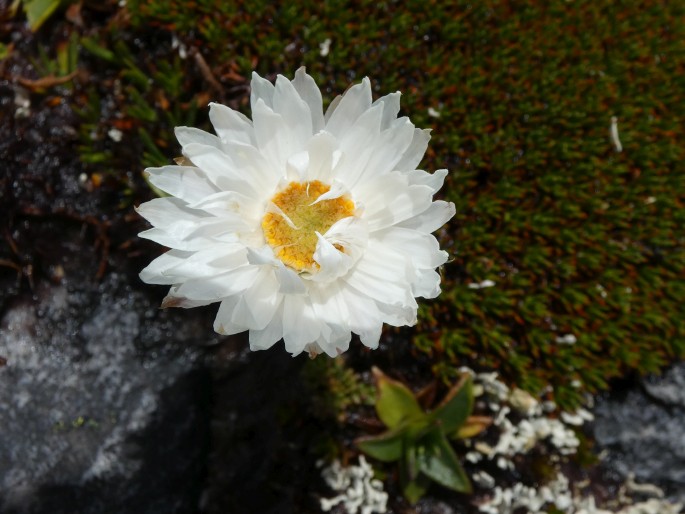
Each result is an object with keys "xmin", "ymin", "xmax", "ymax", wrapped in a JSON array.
[
  {"xmin": 643, "ymin": 364, "xmax": 685, "ymax": 408},
  {"xmin": 0, "ymin": 266, "xmax": 214, "ymax": 514},
  {"xmin": 592, "ymin": 364, "xmax": 685, "ymax": 502},
  {"xmin": 203, "ymin": 342, "xmax": 323, "ymax": 514}
]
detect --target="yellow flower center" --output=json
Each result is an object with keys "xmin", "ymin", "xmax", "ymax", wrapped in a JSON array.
[{"xmin": 262, "ymin": 180, "xmax": 355, "ymax": 272}]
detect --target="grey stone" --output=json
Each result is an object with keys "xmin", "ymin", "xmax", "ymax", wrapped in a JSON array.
[
  {"xmin": 593, "ymin": 366, "xmax": 685, "ymax": 502},
  {"xmin": 643, "ymin": 364, "xmax": 685, "ymax": 408},
  {"xmin": 0, "ymin": 269, "xmax": 213, "ymax": 514}
]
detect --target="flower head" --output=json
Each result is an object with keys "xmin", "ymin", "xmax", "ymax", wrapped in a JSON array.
[{"xmin": 138, "ymin": 68, "xmax": 455, "ymax": 357}]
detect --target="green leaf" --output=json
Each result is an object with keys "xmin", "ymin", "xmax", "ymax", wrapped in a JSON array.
[
  {"xmin": 23, "ymin": 0, "xmax": 62, "ymax": 31},
  {"xmin": 373, "ymin": 367, "xmax": 423, "ymax": 429},
  {"xmin": 355, "ymin": 426, "xmax": 404, "ymax": 462},
  {"xmin": 0, "ymin": 42, "xmax": 12, "ymax": 60},
  {"xmin": 402, "ymin": 476, "xmax": 429, "ymax": 505},
  {"xmin": 400, "ymin": 441, "xmax": 424, "ymax": 502},
  {"xmin": 416, "ymin": 431, "xmax": 472, "ymax": 494},
  {"xmin": 80, "ymin": 37, "xmax": 116, "ymax": 63},
  {"xmin": 432, "ymin": 374, "xmax": 474, "ymax": 434}
]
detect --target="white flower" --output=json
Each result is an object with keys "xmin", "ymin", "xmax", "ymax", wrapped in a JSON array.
[{"xmin": 137, "ymin": 68, "xmax": 455, "ymax": 357}]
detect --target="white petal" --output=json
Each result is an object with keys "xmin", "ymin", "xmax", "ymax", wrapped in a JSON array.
[
  {"xmin": 246, "ymin": 246, "xmax": 306, "ymax": 294},
  {"xmin": 208, "ymin": 102, "xmax": 256, "ymax": 146},
  {"xmin": 413, "ymin": 268, "xmax": 442, "ymax": 298},
  {"xmin": 161, "ymin": 286, "xmax": 215, "ymax": 308},
  {"xmin": 160, "ymin": 245, "xmax": 247, "ymax": 282},
  {"xmin": 222, "ymin": 140, "xmax": 281, "ymax": 193},
  {"xmin": 283, "ymin": 295, "xmax": 320, "ymax": 354},
  {"xmin": 273, "ymin": 75, "xmax": 313, "ymax": 148},
  {"xmin": 140, "ymin": 208, "xmax": 247, "ymax": 242},
  {"xmin": 395, "ymin": 128, "xmax": 431, "ymax": 171},
  {"xmin": 213, "ymin": 269, "xmax": 282, "ymax": 334},
  {"xmin": 322, "ymin": 216, "xmax": 368, "ymax": 262},
  {"xmin": 375, "ymin": 227, "xmax": 448, "ymax": 269},
  {"xmin": 242, "ymin": 268, "xmax": 282, "ymax": 329},
  {"xmin": 292, "ymin": 67, "xmax": 325, "ymax": 133},
  {"xmin": 359, "ymin": 118, "xmax": 416, "ymax": 178},
  {"xmin": 310, "ymin": 179, "xmax": 348, "ymax": 204},
  {"xmin": 176, "ymin": 265, "xmax": 259, "ymax": 300},
  {"xmin": 316, "ymin": 328, "xmax": 351, "ymax": 357},
  {"xmin": 214, "ymin": 296, "xmax": 249, "ymax": 335},
  {"xmin": 323, "ymin": 94, "xmax": 342, "ymax": 123},
  {"xmin": 187, "ymin": 190, "xmax": 261, "ymax": 225},
  {"xmin": 249, "ymin": 304, "xmax": 284, "ymax": 350},
  {"xmin": 175, "ymin": 126, "xmax": 222, "ymax": 149},
  {"xmin": 306, "ymin": 284, "xmax": 352, "ymax": 356},
  {"xmin": 333, "ymin": 103, "xmax": 383, "ymax": 188},
  {"xmin": 372, "ymin": 91, "xmax": 401, "ymax": 130},
  {"xmin": 275, "ymin": 264, "xmax": 306, "ymax": 294},
  {"xmin": 137, "ymin": 198, "xmax": 244, "ymax": 242},
  {"xmin": 304, "ymin": 131, "xmax": 339, "ymax": 183},
  {"xmin": 407, "ymin": 168, "xmax": 448, "ymax": 193},
  {"xmin": 286, "ymin": 151, "xmax": 309, "ymax": 181},
  {"xmin": 311, "ymin": 233, "xmax": 353, "ymax": 282},
  {"xmin": 140, "ymin": 245, "xmax": 245, "ymax": 285},
  {"xmin": 339, "ymin": 285, "xmax": 383, "ymax": 348},
  {"xmin": 355, "ymin": 174, "xmax": 435, "ymax": 232},
  {"xmin": 324, "ymin": 77, "xmax": 372, "ymax": 137},
  {"xmin": 252, "ymin": 99, "xmax": 294, "ymax": 171},
  {"xmin": 250, "ymin": 71, "xmax": 275, "ymax": 108},
  {"xmin": 145, "ymin": 166, "xmax": 220, "ymax": 204},
  {"xmin": 181, "ymin": 142, "xmax": 262, "ymax": 198},
  {"xmin": 138, "ymin": 227, "xmax": 211, "ymax": 251},
  {"xmin": 136, "ymin": 197, "xmax": 209, "ymax": 229},
  {"xmin": 397, "ymin": 200, "xmax": 456, "ymax": 234},
  {"xmin": 344, "ymin": 240, "xmax": 413, "ymax": 307},
  {"xmin": 140, "ymin": 249, "xmax": 193, "ymax": 285},
  {"xmin": 378, "ymin": 300, "xmax": 418, "ymax": 327},
  {"xmin": 246, "ymin": 245, "xmax": 278, "ymax": 265}
]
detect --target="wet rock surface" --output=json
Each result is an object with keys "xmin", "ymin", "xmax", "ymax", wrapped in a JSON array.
[
  {"xmin": 0, "ymin": 267, "xmax": 215, "ymax": 513},
  {"xmin": 593, "ymin": 364, "xmax": 685, "ymax": 502},
  {"xmin": 1, "ymin": 76, "xmax": 216, "ymax": 512}
]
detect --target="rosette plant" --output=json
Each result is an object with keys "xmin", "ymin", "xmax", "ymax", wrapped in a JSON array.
[
  {"xmin": 356, "ymin": 368, "xmax": 476, "ymax": 503},
  {"xmin": 137, "ymin": 68, "xmax": 455, "ymax": 357}
]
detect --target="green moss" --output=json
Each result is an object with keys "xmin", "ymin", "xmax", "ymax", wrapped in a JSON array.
[
  {"xmin": 301, "ymin": 357, "xmax": 375, "ymax": 421},
  {"xmin": 112, "ymin": 0, "xmax": 684, "ymax": 409}
]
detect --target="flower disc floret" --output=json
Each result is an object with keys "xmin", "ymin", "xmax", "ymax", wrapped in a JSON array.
[{"xmin": 262, "ymin": 180, "xmax": 355, "ymax": 272}]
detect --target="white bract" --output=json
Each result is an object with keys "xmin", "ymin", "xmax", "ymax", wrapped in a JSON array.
[{"xmin": 138, "ymin": 68, "xmax": 455, "ymax": 357}]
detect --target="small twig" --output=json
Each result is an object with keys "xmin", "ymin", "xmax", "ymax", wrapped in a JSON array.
[
  {"xmin": 190, "ymin": 48, "xmax": 224, "ymax": 94},
  {"xmin": 17, "ymin": 71, "xmax": 79, "ymax": 91}
]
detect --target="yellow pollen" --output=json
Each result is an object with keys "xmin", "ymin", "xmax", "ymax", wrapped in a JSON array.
[{"xmin": 262, "ymin": 180, "xmax": 355, "ymax": 271}]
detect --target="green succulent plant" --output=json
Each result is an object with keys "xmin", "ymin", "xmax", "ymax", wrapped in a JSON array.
[{"xmin": 356, "ymin": 367, "xmax": 475, "ymax": 503}]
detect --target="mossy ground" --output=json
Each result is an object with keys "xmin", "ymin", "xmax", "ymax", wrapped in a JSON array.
[
  {"xmin": 3, "ymin": 1, "xmax": 685, "ymax": 511},
  {"xmin": 4, "ymin": 0, "xmax": 684, "ymax": 432},
  {"xmin": 121, "ymin": 0, "xmax": 685, "ymax": 409}
]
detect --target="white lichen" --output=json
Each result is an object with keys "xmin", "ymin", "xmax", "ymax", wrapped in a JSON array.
[
  {"xmin": 319, "ymin": 456, "xmax": 387, "ymax": 514},
  {"xmin": 469, "ymin": 279, "xmax": 497, "ymax": 290},
  {"xmin": 107, "ymin": 128, "xmax": 123, "ymax": 142},
  {"xmin": 479, "ymin": 474, "xmax": 683, "ymax": 514},
  {"xmin": 319, "ymin": 38, "xmax": 332, "ymax": 57},
  {"xmin": 468, "ymin": 370, "xmax": 681, "ymax": 514},
  {"xmin": 610, "ymin": 116, "xmax": 623, "ymax": 152}
]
